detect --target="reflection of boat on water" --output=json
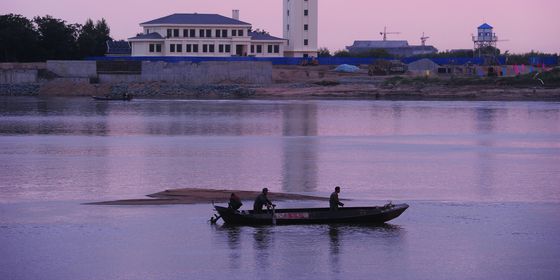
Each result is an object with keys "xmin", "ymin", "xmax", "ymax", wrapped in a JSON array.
[
  {"xmin": 91, "ymin": 94, "xmax": 133, "ymax": 101},
  {"xmin": 213, "ymin": 203, "xmax": 408, "ymax": 226}
]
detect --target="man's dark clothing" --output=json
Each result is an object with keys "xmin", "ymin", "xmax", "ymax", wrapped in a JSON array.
[
  {"xmin": 253, "ymin": 193, "xmax": 272, "ymax": 212},
  {"xmin": 330, "ymin": 191, "xmax": 344, "ymax": 210}
]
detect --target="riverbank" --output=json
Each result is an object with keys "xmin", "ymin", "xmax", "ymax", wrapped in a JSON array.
[{"xmin": 2, "ymin": 62, "xmax": 559, "ymax": 101}]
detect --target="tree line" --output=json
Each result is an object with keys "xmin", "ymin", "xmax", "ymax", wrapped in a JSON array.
[{"xmin": 0, "ymin": 14, "xmax": 112, "ymax": 62}]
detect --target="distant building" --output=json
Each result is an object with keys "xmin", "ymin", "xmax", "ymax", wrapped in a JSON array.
[
  {"xmin": 346, "ymin": 40, "xmax": 437, "ymax": 57},
  {"xmin": 283, "ymin": 0, "xmax": 318, "ymax": 58},
  {"xmin": 128, "ymin": 12, "xmax": 286, "ymax": 57}
]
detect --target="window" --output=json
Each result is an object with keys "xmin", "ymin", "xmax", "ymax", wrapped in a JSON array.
[
  {"xmin": 225, "ymin": 45, "xmax": 231, "ymax": 53},
  {"xmin": 193, "ymin": 44, "xmax": 199, "ymax": 52},
  {"xmin": 146, "ymin": 29, "xmax": 150, "ymax": 34},
  {"xmin": 202, "ymin": 44, "xmax": 208, "ymax": 53},
  {"xmin": 206, "ymin": 29, "xmax": 212, "ymax": 37},
  {"xmin": 287, "ymin": 10, "xmax": 290, "ymax": 16},
  {"xmin": 304, "ymin": 10, "xmax": 308, "ymax": 16},
  {"xmin": 156, "ymin": 44, "xmax": 161, "ymax": 52},
  {"xmin": 199, "ymin": 29, "xmax": 205, "ymax": 38},
  {"xmin": 219, "ymin": 45, "xmax": 224, "ymax": 53},
  {"xmin": 167, "ymin": 29, "xmax": 172, "ymax": 38},
  {"xmin": 267, "ymin": 45, "xmax": 273, "ymax": 53},
  {"xmin": 183, "ymin": 29, "xmax": 188, "ymax": 37},
  {"xmin": 177, "ymin": 44, "xmax": 182, "ymax": 52},
  {"xmin": 287, "ymin": 24, "xmax": 290, "ymax": 31},
  {"xmin": 274, "ymin": 45, "xmax": 279, "ymax": 53},
  {"xmin": 304, "ymin": 39, "xmax": 308, "ymax": 46},
  {"xmin": 232, "ymin": 30, "xmax": 237, "ymax": 36},
  {"xmin": 216, "ymin": 30, "xmax": 221, "ymax": 38},
  {"xmin": 149, "ymin": 44, "xmax": 155, "ymax": 52},
  {"xmin": 238, "ymin": 29, "xmax": 244, "ymax": 36},
  {"xmin": 222, "ymin": 29, "xmax": 227, "ymax": 37},
  {"xmin": 304, "ymin": 24, "xmax": 308, "ymax": 31},
  {"xmin": 173, "ymin": 29, "xmax": 179, "ymax": 37},
  {"xmin": 170, "ymin": 44, "xmax": 175, "ymax": 52},
  {"xmin": 256, "ymin": 45, "xmax": 262, "ymax": 53},
  {"xmin": 251, "ymin": 45, "xmax": 255, "ymax": 53},
  {"xmin": 190, "ymin": 29, "xmax": 196, "ymax": 37},
  {"xmin": 209, "ymin": 44, "xmax": 215, "ymax": 53},
  {"xmin": 186, "ymin": 44, "xmax": 192, "ymax": 53}
]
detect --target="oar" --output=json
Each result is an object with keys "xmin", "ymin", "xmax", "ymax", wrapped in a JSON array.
[{"xmin": 272, "ymin": 205, "xmax": 277, "ymax": 225}]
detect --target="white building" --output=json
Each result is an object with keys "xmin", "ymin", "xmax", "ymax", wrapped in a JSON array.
[
  {"xmin": 283, "ymin": 0, "xmax": 318, "ymax": 57},
  {"xmin": 129, "ymin": 12, "xmax": 286, "ymax": 57}
]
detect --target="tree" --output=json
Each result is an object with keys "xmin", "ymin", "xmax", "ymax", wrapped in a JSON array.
[
  {"xmin": 77, "ymin": 18, "xmax": 111, "ymax": 57},
  {"xmin": 317, "ymin": 47, "xmax": 331, "ymax": 57},
  {"xmin": 34, "ymin": 15, "xmax": 80, "ymax": 60},
  {"xmin": 333, "ymin": 50, "xmax": 352, "ymax": 57},
  {"xmin": 0, "ymin": 14, "xmax": 40, "ymax": 62},
  {"xmin": 94, "ymin": 18, "xmax": 111, "ymax": 55}
]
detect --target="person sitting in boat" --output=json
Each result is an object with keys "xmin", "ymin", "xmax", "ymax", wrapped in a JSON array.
[
  {"xmin": 253, "ymin": 188, "xmax": 275, "ymax": 213},
  {"xmin": 330, "ymin": 186, "xmax": 344, "ymax": 211},
  {"xmin": 228, "ymin": 193, "xmax": 243, "ymax": 211}
]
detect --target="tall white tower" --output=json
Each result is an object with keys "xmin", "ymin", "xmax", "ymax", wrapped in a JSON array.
[{"xmin": 283, "ymin": 0, "xmax": 318, "ymax": 58}]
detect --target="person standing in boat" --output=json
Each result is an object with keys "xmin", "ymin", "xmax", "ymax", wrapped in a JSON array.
[
  {"xmin": 330, "ymin": 186, "xmax": 344, "ymax": 211},
  {"xmin": 253, "ymin": 188, "xmax": 275, "ymax": 213},
  {"xmin": 228, "ymin": 193, "xmax": 243, "ymax": 211}
]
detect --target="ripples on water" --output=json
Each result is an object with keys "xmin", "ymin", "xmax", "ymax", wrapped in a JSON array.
[
  {"xmin": 1, "ymin": 97, "xmax": 560, "ymax": 280},
  {"xmin": 0, "ymin": 98, "xmax": 559, "ymax": 203}
]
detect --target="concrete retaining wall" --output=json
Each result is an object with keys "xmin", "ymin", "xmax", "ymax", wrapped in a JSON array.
[
  {"xmin": 46, "ymin": 60, "xmax": 97, "ymax": 78},
  {"xmin": 0, "ymin": 69, "xmax": 38, "ymax": 83},
  {"xmin": 2, "ymin": 60, "xmax": 272, "ymax": 96},
  {"xmin": 141, "ymin": 61, "xmax": 272, "ymax": 84}
]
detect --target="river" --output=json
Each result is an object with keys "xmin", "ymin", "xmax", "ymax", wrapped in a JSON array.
[{"xmin": 1, "ymin": 97, "xmax": 559, "ymax": 280}]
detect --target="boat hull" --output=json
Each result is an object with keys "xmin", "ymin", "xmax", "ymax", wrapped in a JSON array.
[{"xmin": 215, "ymin": 204, "xmax": 409, "ymax": 225}]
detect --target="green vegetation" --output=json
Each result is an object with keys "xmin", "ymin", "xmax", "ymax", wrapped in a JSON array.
[
  {"xmin": 383, "ymin": 68, "xmax": 560, "ymax": 88},
  {"xmin": 0, "ymin": 14, "xmax": 111, "ymax": 62},
  {"xmin": 317, "ymin": 47, "xmax": 331, "ymax": 57}
]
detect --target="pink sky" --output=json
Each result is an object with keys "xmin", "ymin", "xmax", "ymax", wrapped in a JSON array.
[{"xmin": 5, "ymin": 0, "xmax": 560, "ymax": 54}]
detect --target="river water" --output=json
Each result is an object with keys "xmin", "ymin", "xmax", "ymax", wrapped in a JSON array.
[{"xmin": 1, "ymin": 97, "xmax": 559, "ymax": 280}]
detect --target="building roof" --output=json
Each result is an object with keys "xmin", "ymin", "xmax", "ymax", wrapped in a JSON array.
[
  {"xmin": 128, "ymin": 32, "xmax": 165, "ymax": 40},
  {"xmin": 106, "ymin": 40, "xmax": 131, "ymax": 55},
  {"xmin": 141, "ymin": 13, "xmax": 251, "ymax": 26},
  {"xmin": 249, "ymin": 31, "xmax": 286, "ymax": 41},
  {"xmin": 348, "ymin": 40, "xmax": 409, "ymax": 49},
  {"xmin": 478, "ymin": 23, "xmax": 493, "ymax": 29}
]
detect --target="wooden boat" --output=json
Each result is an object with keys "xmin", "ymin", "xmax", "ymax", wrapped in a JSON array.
[
  {"xmin": 213, "ymin": 203, "xmax": 409, "ymax": 225},
  {"xmin": 91, "ymin": 94, "xmax": 133, "ymax": 101}
]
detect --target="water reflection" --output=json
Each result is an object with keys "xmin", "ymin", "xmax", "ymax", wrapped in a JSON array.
[
  {"xmin": 252, "ymin": 226, "xmax": 274, "ymax": 275},
  {"xmin": 213, "ymin": 224, "xmax": 243, "ymax": 270},
  {"xmin": 474, "ymin": 106, "xmax": 498, "ymax": 198},
  {"xmin": 281, "ymin": 103, "xmax": 318, "ymax": 192}
]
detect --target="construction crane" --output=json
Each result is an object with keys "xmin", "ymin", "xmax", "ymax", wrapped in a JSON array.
[
  {"xmin": 380, "ymin": 26, "xmax": 400, "ymax": 41},
  {"xmin": 420, "ymin": 32, "xmax": 430, "ymax": 46}
]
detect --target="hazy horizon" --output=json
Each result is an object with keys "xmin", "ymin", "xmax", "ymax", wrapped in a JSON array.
[{"xmin": 4, "ymin": 0, "xmax": 559, "ymax": 54}]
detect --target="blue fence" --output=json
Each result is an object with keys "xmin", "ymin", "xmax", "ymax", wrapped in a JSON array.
[
  {"xmin": 89, "ymin": 55, "xmax": 549, "ymax": 66},
  {"xmin": 529, "ymin": 56, "xmax": 558, "ymax": 66}
]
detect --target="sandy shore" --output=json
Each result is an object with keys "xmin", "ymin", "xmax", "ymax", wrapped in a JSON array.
[
  {"xmin": 86, "ymin": 188, "xmax": 329, "ymax": 205},
  {"xmin": 251, "ymin": 83, "xmax": 560, "ymax": 101}
]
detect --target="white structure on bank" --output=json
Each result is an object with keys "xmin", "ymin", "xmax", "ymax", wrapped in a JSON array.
[
  {"xmin": 129, "ymin": 12, "xmax": 286, "ymax": 57},
  {"xmin": 283, "ymin": 0, "xmax": 318, "ymax": 57}
]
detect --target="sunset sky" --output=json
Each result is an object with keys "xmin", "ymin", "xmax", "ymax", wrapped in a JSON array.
[{"xmin": 5, "ymin": 0, "xmax": 560, "ymax": 54}]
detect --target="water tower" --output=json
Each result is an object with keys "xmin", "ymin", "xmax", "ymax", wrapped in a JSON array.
[{"xmin": 472, "ymin": 23, "xmax": 499, "ymax": 58}]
